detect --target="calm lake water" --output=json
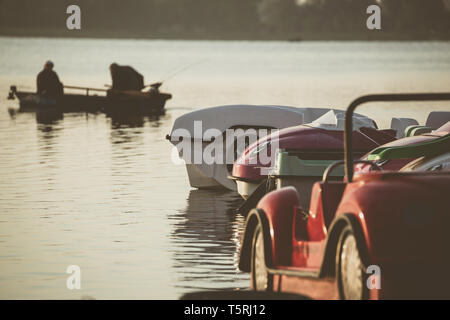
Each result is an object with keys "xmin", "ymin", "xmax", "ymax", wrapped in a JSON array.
[{"xmin": 0, "ymin": 37, "xmax": 449, "ymax": 299}]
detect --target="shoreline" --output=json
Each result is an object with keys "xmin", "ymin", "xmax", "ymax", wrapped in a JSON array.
[{"xmin": 1, "ymin": 28, "xmax": 449, "ymax": 42}]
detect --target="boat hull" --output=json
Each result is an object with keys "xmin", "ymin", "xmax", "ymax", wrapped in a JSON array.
[
  {"xmin": 235, "ymin": 180, "xmax": 259, "ymax": 200},
  {"xmin": 11, "ymin": 89, "xmax": 171, "ymax": 115},
  {"xmin": 185, "ymin": 164, "xmax": 224, "ymax": 189}
]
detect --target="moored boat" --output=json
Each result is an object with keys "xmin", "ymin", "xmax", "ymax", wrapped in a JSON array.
[
  {"xmin": 167, "ymin": 106, "xmax": 352, "ymax": 191},
  {"xmin": 237, "ymin": 92, "xmax": 450, "ymax": 299}
]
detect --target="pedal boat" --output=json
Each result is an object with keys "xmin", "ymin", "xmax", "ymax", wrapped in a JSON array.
[
  {"xmin": 237, "ymin": 92, "xmax": 450, "ymax": 299},
  {"xmin": 167, "ymin": 105, "xmax": 348, "ymax": 190}
]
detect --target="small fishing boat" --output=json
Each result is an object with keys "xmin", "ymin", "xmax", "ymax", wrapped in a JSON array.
[
  {"xmin": 7, "ymin": 84, "xmax": 172, "ymax": 115},
  {"xmin": 167, "ymin": 106, "xmax": 349, "ymax": 190}
]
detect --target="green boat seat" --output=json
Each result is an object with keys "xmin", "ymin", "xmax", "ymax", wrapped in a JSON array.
[
  {"xmin": 367, "ymin": 134, "xmax": 450, "ymax": 161},
  {"xmin": 404, "ymin": 125, "xmax": 426, "ymax": 137},
  {"xmin": 410, "ymin": 126, "xmax": 433, "ymax": 136}
]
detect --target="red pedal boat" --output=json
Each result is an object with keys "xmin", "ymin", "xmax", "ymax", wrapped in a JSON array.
[{"xmin": 237, "ymin": 92, "xmax": 450, "ymax": 299}]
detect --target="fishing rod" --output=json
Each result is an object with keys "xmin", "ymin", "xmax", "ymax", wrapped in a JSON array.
[
  {"xmin": 102, "ymin": 60, "xmax": 207, "ymax": 90},
  {"xmin": 143, "ymin": 59, "xmax": 208, "ymax": 89}
]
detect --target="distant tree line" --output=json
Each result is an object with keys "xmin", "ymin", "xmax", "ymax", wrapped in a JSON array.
[{"xmin": 0, "ymin": 0, "xmax": 449, "ymax": 40}]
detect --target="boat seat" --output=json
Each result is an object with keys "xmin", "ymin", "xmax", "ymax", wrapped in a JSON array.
[
  {"xmin": 404, "ymin": 125, "xmax": 433, "ymax": 137},
  {"xmin": 390, "ymin": 118, "xmax": 419, "ymax": 138},
  {"xmin": 307, "ymin": 181, "xmax": 346, "ymax": 240},
  {"xmin": 319, "ymin": 181, "xmax": 347, "ymax": 229},
  {"xmin": 410, "ymin": 126, "xmax": 433, "ymax": 136},
  {"xmin": 294, "ymin": 207, "xmax": 309, "ymax": 241},
  {"xmin": 367, "ymin": 133, "xmax": 450, "ymax": 161},
  {"xmin": 404, "ymin": 125, "xmax": 434, "ymax": 137},
  {"xmin": 426, "ymin": 111, "xmax": 450, "ymax": 129}
]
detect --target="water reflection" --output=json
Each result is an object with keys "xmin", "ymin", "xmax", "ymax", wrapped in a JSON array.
[
  {"xmin": 36, "ymin": 115, "xmax": 63, "ymax": 154},
  {"xmin": 35, "ymin": 110, "xmax": 63, "ymax": 125},
  {"xmin": 7, "ymin": 106, "xmax": 64, "ymax": 126},
  {"xmin": 108, "ymin": 115, "xmax": 148, "ymax": 148},
  {"xmin": 168, "ymin": 189, "xmax": 250, "ymax": 293},
  {"xmin": 109, "ymin": 114, "xmax": 145, "ymax": 129},
  {"xmin": 107, "ymin": 112, "xmax": 164, "ymax": 128},
  {"xmin": 109, "ymin": 113, "xmax": 164, "ymax": 128}
]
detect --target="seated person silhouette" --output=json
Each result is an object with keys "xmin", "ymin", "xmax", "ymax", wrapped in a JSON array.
[
  {"xmin": 109, "ymin": 63, "xmax": 144, "ymax": 91},
  {"xmin": 36, "ymin": 60, "xmax": 64, "ymax": 97}
]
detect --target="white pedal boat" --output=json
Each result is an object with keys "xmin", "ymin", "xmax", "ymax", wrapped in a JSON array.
[{"xmin": 167, "ymin": 105, "xmax": 345, "ymax": 190}]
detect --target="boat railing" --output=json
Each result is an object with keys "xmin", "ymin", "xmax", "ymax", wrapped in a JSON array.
[{"xmin": 63, "ymin": 85, "xmax": 107, "ymax": 96}]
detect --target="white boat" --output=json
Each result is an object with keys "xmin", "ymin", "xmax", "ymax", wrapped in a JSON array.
[{"xmin": 167, "ymin": 105, "xmax": 343, "ymax": 190}]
